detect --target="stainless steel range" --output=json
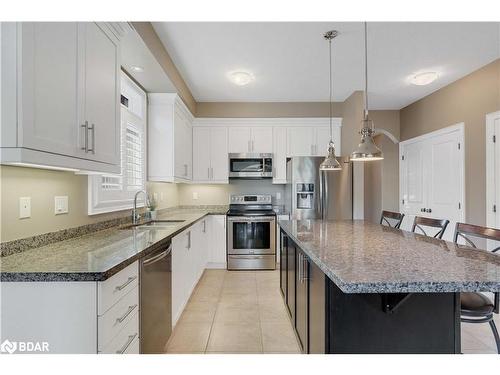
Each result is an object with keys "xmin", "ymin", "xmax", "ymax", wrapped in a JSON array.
[{"xmin": 227, "ymin": 194, "xmax": 276, "ymax": 270}]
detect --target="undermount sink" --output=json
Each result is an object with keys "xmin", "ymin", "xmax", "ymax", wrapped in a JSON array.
[{"xmin": 122, "ymin": 220, "xmax": 185, "ymax": 230}]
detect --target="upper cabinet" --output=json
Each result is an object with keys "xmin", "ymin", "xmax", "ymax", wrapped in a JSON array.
[
  {"xmin": 0, "ymin": 22, "xmax": 124, "ymax": 173},
  {"xmin": 148, "ymin": 94, "xmax": 194, "ymax": 183},
  {"xmin": 228, "ymin": 126, "xmax": 273, "ymax": 153},
  {"xmin": 287, "ymin": 119, "xmax": 341, "ymax": 157},
  {"xmin": 192, "ymin": 126, "xmax": 229, "ymax": 183}
]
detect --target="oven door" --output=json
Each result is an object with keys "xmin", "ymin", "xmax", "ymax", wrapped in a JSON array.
[{"xmin": 227, "ymin": 216, "xmax": 276, "ymax": 255}]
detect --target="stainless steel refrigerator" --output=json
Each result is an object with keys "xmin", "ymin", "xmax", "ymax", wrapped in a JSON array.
[{"xmin": 284, "ymin": 157, "xmax": 352, "ymax": 220}]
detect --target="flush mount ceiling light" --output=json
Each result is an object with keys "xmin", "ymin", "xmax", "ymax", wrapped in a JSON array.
[
  {"xmin": 411, "ymin": 71, "xmax": 439, "ymax": 86},
  {"xmin": 350, "ymin": 22, "xmax": 384, "ymax": 162},
  {"xmin": 319, "ymin": 30, "xmax": 342, "ymax": 172},
  {"xmin": 131, "ymin": 66, "xmax": 144, "ymax": 72},
  {"xmin": 228, "ymin": 71, "xmax": 254, "ymax": 86}
]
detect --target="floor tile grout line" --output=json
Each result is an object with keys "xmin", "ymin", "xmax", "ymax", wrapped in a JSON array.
[{"xmin": 203, "ymin": 272, "xmax": 225, "ymax": 354}]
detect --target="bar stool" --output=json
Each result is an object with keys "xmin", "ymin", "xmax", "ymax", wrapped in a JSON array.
[
  {"xmin": 411, "ymin": 216, "xmax": 450, "ymax": 239},
  {"xmin": 380, "ymin": 210, "xmax": 405, "ymax": 229},
  {"xmin": 454, "ymin": 222, "xmax": 500, "ymax": 354}
]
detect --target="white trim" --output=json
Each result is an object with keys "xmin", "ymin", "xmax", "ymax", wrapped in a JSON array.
[
  {"xmin": 374, "ymin": 128, "xmax": 399, "ymax": 144},
  {"xmin": 193, "ymin": 117, "xmax": 342, "ymax": 128},
  {"xmin": 486, "ymin": 111, "xmax": 500, "ymax": 229},
  {"xmin": 399, "ymin": 122, "xmax": 466, "ymax": 225}
]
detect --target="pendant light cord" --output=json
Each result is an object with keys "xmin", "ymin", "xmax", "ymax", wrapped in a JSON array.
[
  {"xmin": 364, "ymin": 21, "xmax": 369, "ymax": 120},
  {"xmin": 329, "ymin": 36, "xmax": 333, "ymax": 143}
]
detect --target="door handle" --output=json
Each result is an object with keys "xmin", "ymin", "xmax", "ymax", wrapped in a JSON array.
[
  {"xmin": 115, "ymin": 276, "xmax": 137, "ymax": 291},
  {"xmin": 87, "ymin": 123, "xmax": 95, "ymax": 154},
  {"xmin": 203, "ymin": 220, "xmax": 206, "ymax": 233},
  {"xmin": 81, "ymin": 121, "xmax": 88, "ymax": 152},
  {"xmin": 186, "ymin": 231, "xmax": 191, "ymax": 249},
  {"xmin": 116, "ymin": 333, "xmax": 138, "ymax": 354}
]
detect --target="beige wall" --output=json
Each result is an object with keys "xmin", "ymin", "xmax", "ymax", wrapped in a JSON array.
[
  {"xmin": 132, "ymin": 22, "xmax": 197, "ymax": 114},
  {"xmin": 400, "ymin": 59, "xmax": 500, "ymax": 226},
  {"xmin": 196, "ymin": 102, "xmax": 342, "ymax": 118},
  {"xmin": 0, "ymin": 166, "xmax": 179, "ymax": 242}
]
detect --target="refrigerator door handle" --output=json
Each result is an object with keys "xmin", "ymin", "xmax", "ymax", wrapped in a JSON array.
[
  {"xmin": 323, "ymin": 171, "xmax": 329, "ymax": 220},
  {"xmin": 319, "ymin": 171, "xmax": 324, "ymax": 220}
]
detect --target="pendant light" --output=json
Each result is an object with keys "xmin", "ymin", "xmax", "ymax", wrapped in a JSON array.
[
  {"xmin": 350, "ymin": 22, "xmax": 384, "ymax": 161},
  {"xmin": 319, "ymin": 30, "xmax": 342, "ymax": 171}
]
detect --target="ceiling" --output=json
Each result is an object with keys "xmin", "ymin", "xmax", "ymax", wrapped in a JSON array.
[
  {"xmin": 121, "ymin": 27, "xmax": 177, "ymax": 93},
  {"xmin": 152, "ymin": 22, "xmax": 499, "ymax": 109}
]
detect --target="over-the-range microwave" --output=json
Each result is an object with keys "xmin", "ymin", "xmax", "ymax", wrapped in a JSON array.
[{"xmin": 228, "ymin": 153, "xmax": 273, "ymax": 179}]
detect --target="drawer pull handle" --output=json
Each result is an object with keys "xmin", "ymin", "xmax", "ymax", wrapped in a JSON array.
[
  {"xmin": 116, "ymin": 333, "xmax": 138, "ymax": 354},
  {"xmin": 116, "ymin": 304, "xmax": 138, "ymax": 324},
  {"xmin": 115, "ymin": 276, "xmax": 137, "ymax": 291}
]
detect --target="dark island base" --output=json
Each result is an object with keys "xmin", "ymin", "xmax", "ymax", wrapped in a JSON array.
[{"xmin": 326, "ymin": 280, "xmax": 461, "ymax": 354}]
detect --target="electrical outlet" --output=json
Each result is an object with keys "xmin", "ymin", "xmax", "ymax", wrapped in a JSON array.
[
  {"xmin": 276, "ymin": 192, "xmax": 281, "ymax": 200},
  {"xmin": 193, "ymin": 192, "xmax": 199, "ymax": 200},
  {"xmin": 153, "ymin": 192, "xmax": 158, "ymax": 201},
  {"xmin": 54, "ymin": 196, "xmax": 69, "ymax": 215},
  {"xmin": 19, "ymin": 197, "xmax": 31, "ymax": 219},
  {"xmin": 160, "ymin": 192, "xmax": 164, "ymax": 201}
]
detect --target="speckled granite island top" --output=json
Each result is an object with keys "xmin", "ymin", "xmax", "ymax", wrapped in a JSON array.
[
  {"xmin": 0, "ymin": 208, "xmax": 226, "ymax": 282},
  {"xmin": 279, "ymin": 220, "xmax": 500, "ymax": 294}
]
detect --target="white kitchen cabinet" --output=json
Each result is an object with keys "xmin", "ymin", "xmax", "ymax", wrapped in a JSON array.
[
  {"xmin": 273, "ymin": 126, "xmax": 288, "ymax": 184},
  {"xmin": 207, "ymin": 215, "xmax": 227, "ymax": 269},
  {"xmin": 192, "ymin": 126, "xmax": 228, "ymax": 183},
  {"xmin": 148, "ymin": 93, "xmax": 194, "ymax": 183},
  {"xmin": 400, "ymin": 124, "xmax": 464, "ymax": 241},
  {"xmin": 1, "ymin": 261, "xmax": 139, "ymax": 354},
  {"xmin": 0, "ymin": 22, "xmax": 124, "ymax": 173},
  {"xmin": 287, "ymin": 123, "xmax": 341, "ymax": 157},
  {"xmin": 228, "ymin": 126, "xmax": 273, "ymax": 153}
]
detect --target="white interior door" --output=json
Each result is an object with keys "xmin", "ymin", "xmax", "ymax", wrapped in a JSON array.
[
  {"xmin": 400, "ymin": 141, "xmax": 427, "ymax": 230},
  {"xmin": 427, "ymin": 131, "xmax": 463, "ymax": 241},
  {"xmin": 495, "ymin": 118, "xmax": 500, "ymax": 227},
  {"xmin": 210, "ymin": 127, "xmax": 229, "ymax": 182}
]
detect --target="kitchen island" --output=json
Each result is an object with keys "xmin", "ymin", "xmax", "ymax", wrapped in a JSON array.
[{"xmin": 279, "ymin": 220, "xmax": 500, "ymax": 354}]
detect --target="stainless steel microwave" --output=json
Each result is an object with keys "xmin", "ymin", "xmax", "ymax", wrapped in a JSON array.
[{"xmin": 228, "ymin": 153, "xmax": 273, "ymax": 179}]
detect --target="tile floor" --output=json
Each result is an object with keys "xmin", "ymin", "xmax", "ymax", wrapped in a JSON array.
[{"xmin": 165, "ymin": 269, "xmax": 499, "ymax": 354}]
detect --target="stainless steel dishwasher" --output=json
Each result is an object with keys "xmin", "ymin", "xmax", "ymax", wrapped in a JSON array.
[{"xmin": 140, "ymin": 241, "xmax": 172, "ymax": 354}]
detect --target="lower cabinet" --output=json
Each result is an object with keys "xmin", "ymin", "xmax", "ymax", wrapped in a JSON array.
[
  {"xmin": 280, "ymin": 229, "xmax": 326, "ymax": 354},
  {"xmin": 172, "ymin": 215, "xmax": 227, "ymax": 326}
]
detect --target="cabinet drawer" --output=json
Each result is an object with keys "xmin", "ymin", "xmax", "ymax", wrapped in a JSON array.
[
  {"xmin": 124, "ymin": 336, "xmax": 140, "ymax": 354},
  {"xmin": 98, "ymin": 285, "xmax": 139, "ymax": 350},
  {"xmin": 98, "ymin": 261, "xmax": 138, "ymax": 315},
  {"xmin": 99, "ymin": 310, "xmax": 139, "ymax": 354}
]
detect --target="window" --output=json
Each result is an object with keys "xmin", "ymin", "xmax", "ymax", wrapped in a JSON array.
[{"xmin": 88, "ymin": 73, "xmax": 146, "ymax": 215}]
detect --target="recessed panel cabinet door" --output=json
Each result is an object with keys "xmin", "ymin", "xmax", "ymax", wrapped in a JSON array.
[
  {"xmin": 20, "ymin": 23, "xmax": 79, "ymax": 156},
  {"xmin": 273, "ymin": 127, "xmax": 287, "ymax": 182},
  {"xmin": 210, "ymin": 127, "xmax": 229, "ymax": 182},
  {"xmin": 287, "ymin": 127, "xmax": 314, "ymax": 156},
  {"xmin": 314, "ymin": 126, "xmax": 331, "ymax": 156},
  {"xmin": 193, "ymin": 127, "xmax": 211, "ymax": 181},
  {"xmin": 228, "ymin": 127, "xmax": 251, "ymax": 153},
  {"xmin": 81, "ymin": 23, "xmax": 119, "ymax": 164},
  {"xmin": 251, "ymin": 127, "xmax": 273, "ymax": 153}
]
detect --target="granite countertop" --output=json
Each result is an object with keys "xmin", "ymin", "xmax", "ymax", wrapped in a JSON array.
[
  {"xmin": 279, "ymin": 220, "xmax": 500, "ymax": 294},
  {"xmin": 0, "ymin": 208, "xmax": 227, "ymax": 282}
]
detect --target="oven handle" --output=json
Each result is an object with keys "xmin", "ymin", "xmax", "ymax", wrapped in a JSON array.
[{"xmin": 227, "ymin": 216, "xmax": 276, "ymax": 223}]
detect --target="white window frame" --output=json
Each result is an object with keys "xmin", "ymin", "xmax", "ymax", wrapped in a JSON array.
[{"xmin": 88, "ymin": 73, "xmax": 147, "ymax": 215}]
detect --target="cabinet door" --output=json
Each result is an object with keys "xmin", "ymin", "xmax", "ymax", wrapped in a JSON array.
[
  {"xmin": 209, "ymin": 215, "xmax": 227, "ymax": 267},
  {"xmin": 279, "ymin": 231, "xmax": 288, "ymax": 299},
  {"xmin": 81, "ymin": 23, "xmax": 120, "ymax": 164},
  {"xmin": 295, "ymin": 250, "xmax": 309, "ymax": 353},
  {"xmin": 286, "ymin": 241, "xmax": 296, "ymax": 323},
  {"xmin": 287, "ymin": 127, "xmax": 314, "ymax": 156},
  {"xmin": 251, "ymin": 127, "xmax": 273, "ymax": 153},
  {"xmin": 174, "ymin": 110, "xmax": 192, "ymax": 180},
  {"xmin": 193, "ymin": 127, "xmax": 211, "ymax": 181},
  {"xmin": 210, "ymin": 127, "xmax": 229, "ymax": 182},
  {"xmin": 228, "ymin": 127, "xmax": 251, "ymax": 153},
  {"xmin": 308, "ymin": 260, "xmax": 325, "ymax": 354},
  {"xmin": 273, "ymin": 127, "xmax": 287, "ymax": 183},
  {"xmin": 314, "ymin": 126, "xmax": 331, "ymax": 156},
  {"xmin": 20, "ymin": 22, "xmax": 79, "ymax": 156}
]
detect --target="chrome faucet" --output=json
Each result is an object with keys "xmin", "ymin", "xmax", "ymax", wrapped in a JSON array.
[{"xmin": 132, "ymin": 190, "xmax": 149, "ymax": 225}]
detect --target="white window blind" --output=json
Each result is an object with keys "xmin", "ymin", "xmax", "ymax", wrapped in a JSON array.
[{"xmin": 89, "ymin": 72, "xmax": 146, "ymax": 215}]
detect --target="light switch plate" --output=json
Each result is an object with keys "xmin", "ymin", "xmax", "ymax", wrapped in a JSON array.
[
  {"xmin": 19, "ymin": 197, "xmax": 31, "ymax": 219},
  {"xmin": 160, "ymin": 192, "xmax": 164, "ymax": 201},
  {"xmin": 54, "ymin": 196, "xmax": 69, "ymax": 215},
  {"xmin": 193, "ymin": 192, "xmax": 199, "ymax": 200}
]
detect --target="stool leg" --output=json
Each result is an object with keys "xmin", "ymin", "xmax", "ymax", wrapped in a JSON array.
[{"xmin": 488, "ymin": 320, "xmax": 500, "ymax": 354}]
